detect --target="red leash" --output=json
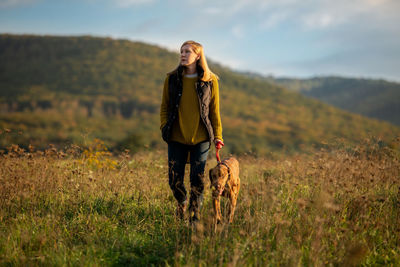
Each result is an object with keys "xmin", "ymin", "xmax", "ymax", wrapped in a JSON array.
[
  {"xmin": 215, "ymin": 140, "xmax": 224, "ymax": 163},
  {"xmin": 216, "ymin": 147, "xmax": 221, "ymax": 163}
]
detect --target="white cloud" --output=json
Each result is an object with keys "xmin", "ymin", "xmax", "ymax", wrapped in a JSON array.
[
  {"xmin": 365, "ymin": 0, "xmax": 389, "ymax": 6},
  {"xmin": 2, "ymin": 0, "xmax": 397, "ymax": 80},
  {"xmin": 202, "ymin": 7, "xmax": 222, "ymax": 15},
  {"xmin": 188, "ymin": 0, "xmax": 399, "ymax": 31},
  {"xmin": 116, "ymin": 0, "xmax": 400, "ymax": 81},
  {"xmin": 210, "ymin": 54, "xmax": 246, "ymax": 71},
  {"xmin": 231, "ymin": 24, "xmax": 245, "ymax": 39},
  {"xmin": 114, "ymin": 0, "xmax": 154, "ymax": 7},
  {"xmin": 302, "ymin": 13, "xmax": 336, "ymax": 29},
  {"xmin": 260, "ymin": 12, "xmax": 289, "ymax": 30},
  {"xmin": 0, "ymin": 0, "xmax": 38, "ymax": 8}
]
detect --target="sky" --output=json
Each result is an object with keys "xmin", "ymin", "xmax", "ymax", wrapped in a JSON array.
[{"xmin": 1, "ymin": 0, "xmax": 400, "ymax": 82}]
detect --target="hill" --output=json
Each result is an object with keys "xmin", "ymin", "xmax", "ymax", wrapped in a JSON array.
[
  {"xmin": 0, "ymin": 34, "xmax": 399, "ymax": 154},
  {"xmin": 272, "ymin": 77, "xmax": 400, "ymax": 126}
]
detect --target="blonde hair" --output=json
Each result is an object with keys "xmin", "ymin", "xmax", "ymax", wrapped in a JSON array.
[{"xmin": 180, "ymin": 40, "xmax": 217, "ymax": 81}]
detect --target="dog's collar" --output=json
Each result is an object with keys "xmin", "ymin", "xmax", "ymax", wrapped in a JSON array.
[{"xmin": 218, "ymin": 161, "xmax": 231, "ymax": 183}]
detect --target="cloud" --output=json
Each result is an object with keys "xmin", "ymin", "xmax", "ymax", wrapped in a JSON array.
[
  {"xmin": 114, "ymin": 0, "xmax": 155, "ymax": 7},
  {"xmin": 190, "ymin": 0, "xmax": 399, "ymax": 31},
  {"xmin": 297, "ymin": 0, "xmax": 397, "ymax": 30},
  {"xmin": 209, "ymin": 54, "xmax": 246, "ymax": 71},
  {"xmin": 302, "ymin": 13, "xmax": 337, "ymax": 29},
  {"xmin": 260, "ymin": 12, "xmax": 289, "ymax": 30},
  {"xmin": 272, "ymin": 45, "xmax": 400, "ymax": 81},
  {"xmin": 129, "ymin": 17, "xmax": 163, "ymax": 34},
  {"xmin": 231, "ymin": 24, "xmax": 245, "ymax": 39},
  {"xmin": 0, "ymin": 0, "xmax": 39, "ymax": 8},
  {"xmin": 121, "ymin": 0, "xmax": 400, "ymax": 81},
  {"xmin": 202, "ymin": 7, "xmax": 222, "ymax": 15},
  {"xmin": 2, "ymin": 0, "xmax": 396, "ymax": 80}
]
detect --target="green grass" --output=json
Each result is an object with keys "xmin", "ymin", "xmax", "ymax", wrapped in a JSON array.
[{"xmin": 1, "ymin": 138, "xmax": 400, "ymax": 266}]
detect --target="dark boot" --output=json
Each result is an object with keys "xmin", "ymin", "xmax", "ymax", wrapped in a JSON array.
[
  {"xmin": 176, "ymin": 200, "xmax": 187, "ymax": 220},
  {"xmin": 189, "ymin": 192, "xmax": 203, "ymax": 223}
]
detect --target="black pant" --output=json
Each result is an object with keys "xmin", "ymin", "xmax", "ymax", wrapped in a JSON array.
[{"xmin": 168, "ymin": 141, "xmax": 210, "ymax": 217}]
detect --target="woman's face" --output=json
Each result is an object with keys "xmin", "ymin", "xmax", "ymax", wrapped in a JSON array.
[{"xmin": 180, "ymin": 44, "xmax": 199, "ymax": 67}]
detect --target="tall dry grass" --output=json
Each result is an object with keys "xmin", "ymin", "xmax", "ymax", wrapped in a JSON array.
[{"xmin": 0, "ymin": 137, "xmax": 399, "ymax": 266}]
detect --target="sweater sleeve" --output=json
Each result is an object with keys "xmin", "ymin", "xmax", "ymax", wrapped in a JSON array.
[
  {"xmin": 160, "ymin": 75, "xmax": 169, "ymax": 130},
  {"xmin": 209, "ymin": 75, "xmax": 223, "ymax": 142}
]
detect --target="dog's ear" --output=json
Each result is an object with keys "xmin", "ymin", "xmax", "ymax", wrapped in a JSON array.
[{"xmin": 209, "ymin": 169, "xmax": 213, "ymax": 188}]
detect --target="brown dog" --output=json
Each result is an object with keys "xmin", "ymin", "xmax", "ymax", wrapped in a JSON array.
[{"xmin": 209, "ymin": 157, "xmax": 240, "ymax": 224}]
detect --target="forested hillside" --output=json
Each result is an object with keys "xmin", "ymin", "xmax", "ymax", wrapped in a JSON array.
[
  {"xmin": 0, "ymin": 34, "xmax": 399, "ymax": 154},
  {"xmin": 272, "ymin": 77, "xmax": 400, "ymax": 125}
]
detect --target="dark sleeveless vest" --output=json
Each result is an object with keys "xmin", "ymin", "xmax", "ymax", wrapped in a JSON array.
[{"xmin": 161, "ymin": 65, "xmax": 215, "ymax": 144}]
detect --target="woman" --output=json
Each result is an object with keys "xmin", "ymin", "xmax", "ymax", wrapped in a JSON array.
[{"xmin": 160, "ymin": 40, "xmax": 224, "ymax": 223}]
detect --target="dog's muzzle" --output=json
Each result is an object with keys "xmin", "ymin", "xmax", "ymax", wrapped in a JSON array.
[{"xmin": 212, "ymin": 184, "xmax": 224, "ymax": 196}]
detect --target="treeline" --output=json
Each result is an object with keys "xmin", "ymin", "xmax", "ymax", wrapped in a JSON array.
[
  {"xmin": 1, "ymin": 98, "xmax": 157, "ymax": 118},
  {"xmin": 1, "ymin": 34, "xmax": 399, "ymax": 155}
]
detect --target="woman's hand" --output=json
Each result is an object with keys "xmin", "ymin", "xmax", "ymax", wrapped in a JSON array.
[{"xmin": 214, "ymin": 139, "xmax": 224, "ymax": 149}]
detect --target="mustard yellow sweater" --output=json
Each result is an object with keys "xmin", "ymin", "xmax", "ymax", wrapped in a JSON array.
[{"xmin": 160, "ymin": 73, "xmax": 223, "ymax": 145}]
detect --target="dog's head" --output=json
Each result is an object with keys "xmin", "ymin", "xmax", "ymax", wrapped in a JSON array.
[{"xmin": 209, "ymin": 163, "xmax": 230, "ymax": 196}]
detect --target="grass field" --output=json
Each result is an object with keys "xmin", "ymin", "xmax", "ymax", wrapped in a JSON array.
[{"xmin": 1, "ymin": 138, "xmax": 399, "ymax": 266}]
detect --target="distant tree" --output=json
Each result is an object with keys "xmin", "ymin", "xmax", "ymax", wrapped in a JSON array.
[
  {"xmin": 120, "ymin": 100, "xmax": 136, "ymax": 118},
  {"xmin": 16, "ymin": 101, "xmax": 34, "ymax": 112},
  {"xmin": 79, "ymin": 99, "xmax": 94, "ymax": 117},
  {"xmin": 37, "ymin": 100, "xmax": 53, "ymax": 110},
  {"xmin": 116, "ymin": 132, "xmax": 144, "ymax": 154},
  {"xmin": 102, "ymin": 100, "xmax": 118, "ymax": 117}
]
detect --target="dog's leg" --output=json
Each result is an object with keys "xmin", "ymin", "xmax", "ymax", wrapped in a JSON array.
[
  {"xmin": 212, "ymin": 194, "xmax": 222, "ymax": 225},
  {"xmin": 228, "ymin": 183, "xmax": 240, "ymax": 223},
  {"xmin": 228, "ymin": 193, "xmax": 237, "ymax": 223}
]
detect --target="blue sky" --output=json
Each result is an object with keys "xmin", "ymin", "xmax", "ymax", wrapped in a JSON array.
[{"xmin": 1, "ymin": 0, "xmax": 400, "ymax": 81}]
